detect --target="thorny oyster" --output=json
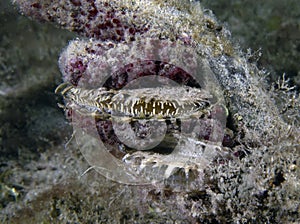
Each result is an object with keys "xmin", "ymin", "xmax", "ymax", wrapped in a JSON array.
[{"xmin": 56, "ymin": 38, "xmax": 229, "ymax": 189}]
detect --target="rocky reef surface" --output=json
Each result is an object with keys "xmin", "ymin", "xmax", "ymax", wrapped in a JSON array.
[{"xmin": 0, "ymin": 0, "xmax": 299, "ymax": 223}]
